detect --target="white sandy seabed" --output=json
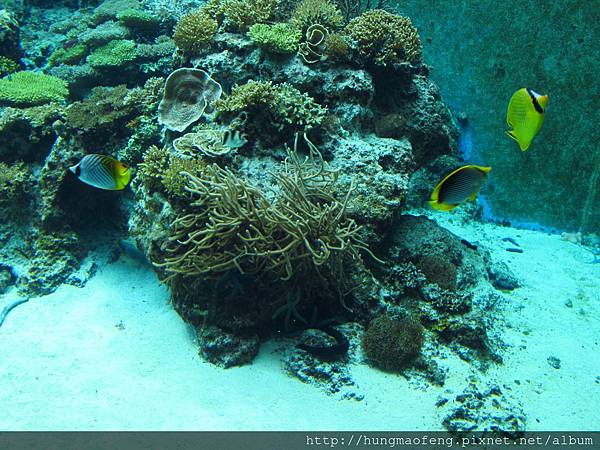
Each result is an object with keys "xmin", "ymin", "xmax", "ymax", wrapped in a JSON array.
[{"xmin": 1, "ymin": 215, "xmax": 599, "ymax": 431}]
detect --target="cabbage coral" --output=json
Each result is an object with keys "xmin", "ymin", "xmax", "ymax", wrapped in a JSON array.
[
  {"xmin": 344, "ymin": 9, "xmax": 422, "ymax": 66},
  {"xmin": 0, "ymin": 72, "xmax": 68, "ymax": 106},
  {"xmin": 173, "ymin": 9, "xmax": 218, "ymax": 53}
]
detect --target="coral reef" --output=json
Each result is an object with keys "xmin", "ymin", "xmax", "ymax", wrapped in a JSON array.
[
  {"xmin": 247, "ymin": 23, "xmax": 301, "ymax": 55},
  {"xmin": 158, "ymin": 68, "xmax": 222, "ymax": 132},
  {"xmin": 0, "ymin": 72, "xmax": 69, "ymax": 106},
  {"xmin": 0, "ymin": 55, "xmax": 19, "ymax": 76},
  {"xmin": 173, "ymin": 9, "xmax": 218, "ymax": 53},
  {"xmin": 86, "ymin": 39, "xmax": 137, "ymax": 68},
  {"xmin": 215, "ymin": 81, "xmax": 327, "ymax": 144},
  {"xmin": 219, "ymin": 0, "xmax": 280, "ymax": 32},
  {"xmin": 291, "ymin": 0, "xmax": 344, "ymax": 32},
  {"xmin": 344, "ymin": 9, "xmax": 422, "ymax": 66}
]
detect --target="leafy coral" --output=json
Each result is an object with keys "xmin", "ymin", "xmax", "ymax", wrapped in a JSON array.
[
  {"xmin": 86, "ymin": 39, "xmax": 138, "ymax": 68},
  {"xmin": 173, "ymin": 9, "xmax": 218, "ymax": 53},
  {"xmin": 291, "ymin": 0, "xmax": 344, "ymax": 32},
  {"xmin": 0, "ymin": 71, "xmax": 68, "ymax": 106},
  {"xmin": 248, "ymin": 22, "xmax": 301, "ymax": 54},
  {"xmin": 344, "ymin": 9, "xmax": 422, "ymax": 66},
  {"xmin": 215, "ymin": 80, "xmax": 327, "ymax": 142}
]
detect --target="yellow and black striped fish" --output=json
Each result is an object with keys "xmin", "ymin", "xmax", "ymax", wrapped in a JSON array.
[
  {"xmin": 69, "ymin": 154, "xmax": 131, "ymax": 190},
  {"xmin": 506, "ymin": 87, "xmax": 548, "ymax": 151},
  {"xmin": 428, "ymin": 165, "xmax": 491, "ymax": 211}
]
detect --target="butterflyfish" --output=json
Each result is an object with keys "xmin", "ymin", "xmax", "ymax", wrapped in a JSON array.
[
  {"xmin": 222, "ymin": 129, "xmax": 248, "ymax": 149},
  {"xmin": 428, "ymin": 165, "xmax": 492, "ymax": 211},
  {"xmin": 506, "ymin": 88, "xmax": 548, "ymax": 151},
  {"xmin": 69, "ymin": 154, "xmax": 131, "ymax": 190}
]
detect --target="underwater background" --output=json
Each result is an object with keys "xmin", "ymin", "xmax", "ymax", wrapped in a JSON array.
[{"xmin": 0, "ymin": 0, "xmax": 598, "ymax": 434}]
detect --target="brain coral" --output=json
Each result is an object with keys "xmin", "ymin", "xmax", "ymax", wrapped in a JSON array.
[
  {"xmin": 344, "ymin": 9, "xmax": 422, "ymax": 66},
  {"xmin": 173, "ymin": 9, "xmax": 218, "ymax": 53},
  {"xmin": 0, "ymin": 71, "xmax": 68, "ymax": 106},
  {"xmin": 158, "ymin": 68, "xmax": 223, "ymax": 132}
]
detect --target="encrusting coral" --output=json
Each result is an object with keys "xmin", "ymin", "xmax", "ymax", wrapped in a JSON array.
[{"xmin": 344, "ymin": 9, "xmax": 422, "ymax": 66}]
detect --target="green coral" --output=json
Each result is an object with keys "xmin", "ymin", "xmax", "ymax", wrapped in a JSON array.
[
  {"xmin": 215, "ymin": 81, "xmax": 326, "ymax": 141},
  {"xmin": 48, "ymin": 43, "xmax": 88, "ymax": 67},
  {"xmin": 0, "ymin": 72, "xmax": 68, "ymax": 106},
  {"xmin": 86, "ymin": 39, "xmax": 138, "ymax": 68},
  {"xmin": 344, "ymin": 9, "xmax": 422, "ymax": 66},
  {"xmin": 118, "ymin": 9, "xmax": 160, "ymax": 33},
  {"xmin": 248, "ymin": 23, "xmax": 301, "ymax": 54},
  {"xmin": 173, "ymin": 9, "xmax": 218, "ymax": 53},
  {"xmin": 0, "ymin": 56, "xmax": 18, "ymax": 77},
  {"xmin": 361, "ymin": 314, "xmax": 424, "ymax": 372},
  {"xmin": 291, "ymin": 0, "xmax": 344, "ymax": 31}
]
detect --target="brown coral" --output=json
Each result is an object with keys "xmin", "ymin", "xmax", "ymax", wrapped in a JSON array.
[
  {"xmin": 344, "ymin": 9, "xmax": 422, "ymax": 66},
  {"xmin": 173, "ymin": 10, "xmax": 218, "ymax": 53}
]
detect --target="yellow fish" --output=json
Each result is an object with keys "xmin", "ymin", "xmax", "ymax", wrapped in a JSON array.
[
  {"xmin": 428, "ymin": 165, "xmax": 492, "ymax": 211},
  {"xmin": 69, "ymin": 154, "xmax": 131, "ymax": 190},
  {"xmin": 506, "ymin": 88, "xmax": 548, "ymax": 151}
]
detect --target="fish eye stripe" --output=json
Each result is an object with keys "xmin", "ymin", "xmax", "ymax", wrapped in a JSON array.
[{"xmin": 526, "ymin": 88, "xmax": 544, "ymax": 114}]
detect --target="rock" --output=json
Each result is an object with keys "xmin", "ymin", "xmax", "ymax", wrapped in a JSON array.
[
  {"xmin": 488, "ymin": 261, "xmax": 520, "ymax": 290},
  {"xmin": 197, "ymin": 325, "xmax": 259, "ymax": 368}
]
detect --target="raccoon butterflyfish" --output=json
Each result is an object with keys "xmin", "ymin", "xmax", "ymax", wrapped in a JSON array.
[
  {"xmin": 428, "ymin": 165, "xmax": 492, "ymax": 211},
  {"xmin": 506, "ymin": 88, "xmax": 548, "ymax": 151},
  {"xmin": 69, "ymin": 154, "xmax": 132, "ymax": 190},
  {"xmin": 222, "ymin": 129, "xmax": 248, "ymax": 149}
]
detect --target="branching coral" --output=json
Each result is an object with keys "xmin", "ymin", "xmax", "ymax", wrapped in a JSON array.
[
  {"xmin": 291, "ymin": 0, "xmax": 344, "ymax": 32},
  {"xmin": 248, "ymin": 22, "xmax": 301, "ymax": 54},
  {"xmin": 48, "ymin": 44, "xmax": 88, "ymax": 67},
  {"xmin": 344, "ymin": 9, "xmax": 422, "ymax": 66},
  {"xmin": 0, "ymin": 71, "xmax": 69, "ymax": 106},
  {"xmin": 156, "ymin": 134, "xmax": 375, "ymax": 290},
  {"xmin": 215, "ymin": 80, "xmax": 326, "ymax": 142},
  {"xmin": 0, "ymin": 56, "xmax": 19, "ymax": 77},
  {"xmin": 334, "ymin": 0, "xmax": 392, "ymax": 22},
  {"xmin": 220, "ymin": 0, "xmax": 280, "ymax": 31},
  {"xmin": 173, "ymin": 9, "xmax": 218, "ymax": 53}
]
